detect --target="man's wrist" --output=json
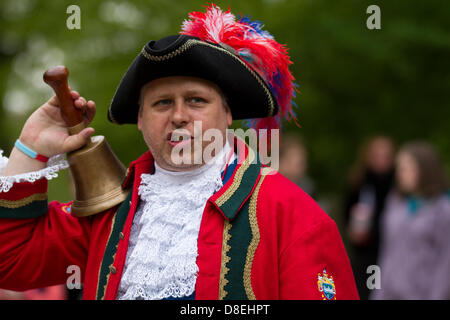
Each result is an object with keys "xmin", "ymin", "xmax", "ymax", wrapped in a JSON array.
[
  {"xmin": 2, "ymin": 147, "xmax": 47, "ymax": 176},
  {"xmin": 14, "ymin": 139, "xmax": 49, "ymax": 163},
  {"xmin": 18, "ymin": 130, "xmax": 50, "ymax": 157}
]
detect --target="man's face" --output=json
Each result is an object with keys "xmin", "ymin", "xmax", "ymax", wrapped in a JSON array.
[{"xmin": 138, "ymin": 76, "xmax": 233, "ymax": 171}]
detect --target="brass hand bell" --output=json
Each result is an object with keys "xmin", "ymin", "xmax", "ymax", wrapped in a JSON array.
[{"xmin": 43, "ymin": 66, "xmax": 130, "ymax": 217}]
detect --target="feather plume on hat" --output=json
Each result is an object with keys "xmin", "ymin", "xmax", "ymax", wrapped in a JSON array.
[{"xmin": 181, "ymin": 4, "xmax": 298, "ymax": 132}]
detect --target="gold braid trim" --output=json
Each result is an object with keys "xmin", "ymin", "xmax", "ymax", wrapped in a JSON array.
[
  {"xmin": 95, "ymin": 211, "xmax": 117, "ymax": 300},
  {"xmin": 102, "ymin": 248, "xmax": 118, "ymax": 300},
  {"xmin": 215, "ymin": 146, "xmax": 255, "ymax": 207},
  {"xmin": 243, "ymin": 168, "xmax": 268, "ymax": 300},
  {"xmin": 0, "ymin": 193, "xmax": 47, "ymax": 209},
  {"xmin": 109, "ymin": 38, "xmax": 276, "ymax": 124},
  {"xmin": 218, "ymin": 220, "xmax": 232, "ymax": 300},
  {"xmin": 140, "ymin": 39, "xmax": 275, "ymax": 117}
]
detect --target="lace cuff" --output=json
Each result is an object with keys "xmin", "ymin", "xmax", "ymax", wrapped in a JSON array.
[{"xmin": 0, "ymin": 149, "xmax": 69, "ymax": 193}]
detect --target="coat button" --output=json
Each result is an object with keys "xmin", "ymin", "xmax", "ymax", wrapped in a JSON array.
[
  {"xmin": 109, "ymin": 265, "xmax": 117, "ymax": 274},
  {"xmin": 119, "ymin": 232, "xmax": 125, "ymax": 240}
]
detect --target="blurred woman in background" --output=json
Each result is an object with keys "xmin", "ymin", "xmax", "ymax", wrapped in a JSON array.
[
  {"xmin": 372, "ymin": 141, "xmax": 450, "ymax": 299},
  {"xmin": 279, "ymin": 133, "xmax": 315, "ymax": 197},
  {"xmin": 344, "ymin": 136, "xmax": 396, "ymax": 299}
]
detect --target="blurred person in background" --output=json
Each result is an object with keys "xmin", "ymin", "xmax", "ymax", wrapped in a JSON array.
[
  {"xmin": 371, "ymin": 141, "xmax": 450, "ymax": 300},
  {"xmin": 279, "ymin": 133, "xmax": 315, "ymax": 198},
  {"xmin": 344, "ymin": 136, "xmax": 396, "ymax": 299}
]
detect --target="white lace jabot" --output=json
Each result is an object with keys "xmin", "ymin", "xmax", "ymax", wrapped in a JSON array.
[{"xmin": 117, "ymin": 142, "xmax": 233, "ymax": 300}]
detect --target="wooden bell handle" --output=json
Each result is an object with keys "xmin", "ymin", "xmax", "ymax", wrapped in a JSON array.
[{"xmin": 43, "ymin": 66, "xmax": 84, "ymax": 128}]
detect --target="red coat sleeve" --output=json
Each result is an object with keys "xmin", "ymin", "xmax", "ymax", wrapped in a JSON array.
[
  {"xmin": 0, "ymin": 179, "xmax": 91, "ymax": 291},
  {"xmin": 279, "ymin": 217, "xmax": 359, "ymax": 300}
]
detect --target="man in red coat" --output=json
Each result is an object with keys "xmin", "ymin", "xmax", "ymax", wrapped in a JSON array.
[{"xmin": 0, "ymin": 4, "xmax": 358, "ymax": 300}]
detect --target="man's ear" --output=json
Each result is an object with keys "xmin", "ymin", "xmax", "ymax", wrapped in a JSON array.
[
  {"xmin": 137, "ymin": 111, "xmax": 142, "ymax": 131},
  {"xmin": 137, "ymin": 86, "xmax": 146, "ymax": 131},
  {"xmin": 226, "ymin": 105, "xmax": 233, "ymax": 127}
]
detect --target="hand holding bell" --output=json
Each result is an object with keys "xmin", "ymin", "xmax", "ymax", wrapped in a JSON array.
[{"xmin": 43, "ymin": 66, "xmax": 130, "ymax": 217}]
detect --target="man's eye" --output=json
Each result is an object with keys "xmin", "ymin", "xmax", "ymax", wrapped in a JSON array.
[
  {"xmin": 154, "ymin": 99, "xmax": 171, "ymax": 106},
  {"xmin": 188, "ymin": 97, "xmax": 207, "ymax": 104}
]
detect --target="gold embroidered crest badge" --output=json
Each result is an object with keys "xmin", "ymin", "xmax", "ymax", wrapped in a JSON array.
[{"xmin": 317, "ymin": 269, "xmax": 336, "ymax": 300}]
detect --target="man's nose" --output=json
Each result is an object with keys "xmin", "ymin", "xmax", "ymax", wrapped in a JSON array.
[{"xmin": 170, "ymin": 100, "xmax": 190, "ymax": 127}]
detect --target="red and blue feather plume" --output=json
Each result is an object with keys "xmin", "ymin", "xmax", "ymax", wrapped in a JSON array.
[{"xmin": 180, "ymin": 4, "xmax": 298, "ymax": 132}]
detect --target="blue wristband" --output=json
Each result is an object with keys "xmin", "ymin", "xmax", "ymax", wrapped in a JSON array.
[{"xmin": 14, "ymin": 140, "xmax": 49, "ymax": 162}]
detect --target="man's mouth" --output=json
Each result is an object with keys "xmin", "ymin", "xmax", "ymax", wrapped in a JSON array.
[{"xmin": 167, "ymin": 131, "xmax": 193, "ymax": 147}]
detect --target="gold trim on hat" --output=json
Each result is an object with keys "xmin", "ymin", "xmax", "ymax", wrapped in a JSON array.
[{"xmin": 139, "ymin": 39, "xmax": 275, "ymax": 117}]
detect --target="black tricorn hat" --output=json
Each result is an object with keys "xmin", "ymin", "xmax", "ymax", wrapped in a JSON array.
[
  {"xmin": 108, "ymin": 4, "xmax": 296, "ymax": 129},
  {"xmin": 107, "ymin": 34, "xmax": 278, "ymax": 125}
]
